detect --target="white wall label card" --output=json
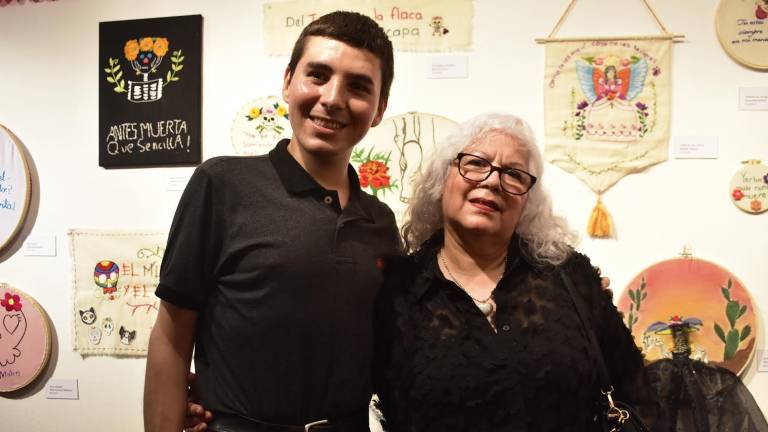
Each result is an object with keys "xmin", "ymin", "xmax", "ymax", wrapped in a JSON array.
[
  {"xmin": 45, "ymin": 379, "xmax": 79, "ymax": 399},
  {"xmin": 23, "ymin": 236, "xmax": 57, "ymax": 257},
  {"xmin": 673, "ymin": 136, "xmax": 719, "ymax": 159},
  {"xmin": 166, "ymin": 173, "xmax": 192, "ymax": 192},
  {"xmin": 739, "ymin": 87, "xmax": 768, "ymax": 110},
  {"xmin": 426, "ymin": 55, "xmax": 468, "ymax": 79},
  {"xmin": 757, "ymin": 350, "xmax": 768, "ymax": 373}
]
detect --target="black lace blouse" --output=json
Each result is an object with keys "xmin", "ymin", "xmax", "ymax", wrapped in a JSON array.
[{"xmin": 373, "ymin": 234, "xmax": 652, "ymax": 432}]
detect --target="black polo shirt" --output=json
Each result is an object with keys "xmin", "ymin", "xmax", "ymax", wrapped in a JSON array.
[{"xmin": 156, "ymin": 139, "xmax": 401, "ymax": 424}]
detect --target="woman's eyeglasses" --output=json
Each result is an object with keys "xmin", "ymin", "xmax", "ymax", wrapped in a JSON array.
[{"xmin": 455, "ymin": 153, "xmax": 537, "ymax": 195}]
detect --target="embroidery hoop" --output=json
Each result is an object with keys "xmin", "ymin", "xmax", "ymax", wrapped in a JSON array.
[
  {"xmin": 729, "ymin": 159, "xmax": 768, "ymax": 214},
  {"xmin": 616, "ymin": 254, "xmax": 759, "ymax": 376},
  {"xmin": 230, "ymin": 96, "xmax": 292, "ymax": 156},
  {"xmin": 353, "ymin": 112, "xmax": 458, "ymax": 225},
  {"xmin": 537, "ymin": 0, "xmax": 683, "ymax": 238},
  {"xmin": 0, "ymin": 124, "xmax": 31, "ymax": 253},
  {"xmin": 0, "ymin": 283, "xmax": 52, "ymax": 393},
  {"xmin": 715, "ymin": 0, "xmax": 768, "ymax": 70}
]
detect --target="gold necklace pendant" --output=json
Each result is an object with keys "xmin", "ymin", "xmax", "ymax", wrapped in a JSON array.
[{"xmin": 439, "ymin": 249, "xmax": 503, "ymax": 319}]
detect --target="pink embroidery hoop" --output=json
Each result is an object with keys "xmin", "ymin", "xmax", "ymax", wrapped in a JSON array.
[{"xmin": 0, "ymin": 283, "xmax": 52, "ymax": 392}]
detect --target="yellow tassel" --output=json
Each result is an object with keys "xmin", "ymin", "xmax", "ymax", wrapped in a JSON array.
[{"xmin": 587, "ymin": 196, "xmax": 614, "ymax": 238}]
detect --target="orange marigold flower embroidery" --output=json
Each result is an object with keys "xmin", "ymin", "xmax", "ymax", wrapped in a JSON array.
[
  {"xmin": 358, "ymin": 160, "xmax": 391, "ymax": 189},
  {"xmin": 139, "ymin": 37, "xmax": 154, "ymax": 52},
  {"xmin": 750, "ymin": 199, "xmax": 762, "ymax": 212},
  {"xmin": 124, "ymin": 39, "xmax": 140, "ymax": 61},
  {"xmin": 153, "ymin": 37, "xmax": 169, "ymax": 57}
]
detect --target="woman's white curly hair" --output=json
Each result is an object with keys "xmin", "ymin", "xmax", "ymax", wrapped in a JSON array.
[{"xmin": 401, "ymin": 113, "xmax": 578, "ymax": 266}]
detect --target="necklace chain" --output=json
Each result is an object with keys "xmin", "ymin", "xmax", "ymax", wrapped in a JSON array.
[{"xmin": 438, "ymin": 249, "xmax": 504, "ymax": 305}]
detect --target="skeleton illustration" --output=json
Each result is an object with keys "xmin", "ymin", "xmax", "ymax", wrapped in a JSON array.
[
  {"xmin": 94, "ymin": 260, "xmax": 121, "ymax": 301},
  {"xmin": 430, "ymin": 16, "xmax": 449, "ymax": 36},
  {"xmin": 641, "ymin": 332, "xmax": 671, "ymax": 359},
  {"xmin": 391, "ymin": 114, "xmax": 432, "ymax": 204}
]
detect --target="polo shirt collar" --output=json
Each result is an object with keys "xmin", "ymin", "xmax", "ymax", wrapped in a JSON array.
[{"xmin": 269, "ymin": 139, "xmax": 369, "ymax": 218}]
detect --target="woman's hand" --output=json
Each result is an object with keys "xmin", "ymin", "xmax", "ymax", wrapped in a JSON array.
[{"xmin": 594, "ymin": 266, "xmax": 612, "ymax": 294}]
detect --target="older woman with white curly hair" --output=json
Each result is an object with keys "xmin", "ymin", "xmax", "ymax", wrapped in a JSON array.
[{"xmin": 373, "ymin": 112, "xmax": 655, "ymax": 432}]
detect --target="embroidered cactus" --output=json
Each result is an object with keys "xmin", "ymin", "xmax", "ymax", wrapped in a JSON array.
[
  {"xmin": 713, "ymin": 278, "xmax": 751, "ymax": 360},
  {"xmin": 625, "ymin": 276, "xmax": 647, "ymax": 332}
]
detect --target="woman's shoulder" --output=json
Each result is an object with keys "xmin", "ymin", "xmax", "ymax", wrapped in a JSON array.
[{"xmin": 555, "ymin": 250, "xmax": 610, "ymax": 304}]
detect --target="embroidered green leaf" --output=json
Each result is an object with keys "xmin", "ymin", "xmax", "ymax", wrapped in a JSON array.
[
  {"xmin": 726, "ymin": 301, "xmax": 740, "ymax": 328},
  {"xmin": 714, "ymin": 323, "xmax": 726, "ymax": 343},
  {"xmin": 721, "ymin": 287, "xmax": 731, "ymax": 301},
  {"xmin": 724, "ymin": 328, "xmax": 740, "ymax": 360},
  {"xmin": 740, "ymin": 325, "xmax": 751, "ymax": 342}
]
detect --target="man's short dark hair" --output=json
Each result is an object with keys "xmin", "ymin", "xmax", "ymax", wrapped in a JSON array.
[{"xmin": 287, "ymin": 11, "xmax": 394, "ymax": 104}]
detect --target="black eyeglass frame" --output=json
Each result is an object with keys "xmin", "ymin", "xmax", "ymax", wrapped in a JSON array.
[{"xmin": 454, "ymin": 152, "xmax": 538, "ymax": 195}]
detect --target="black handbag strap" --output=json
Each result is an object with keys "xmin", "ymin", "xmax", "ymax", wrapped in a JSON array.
[{"xmin": 558, "ymin": 268, "xmax": 612, "ymax": 391}]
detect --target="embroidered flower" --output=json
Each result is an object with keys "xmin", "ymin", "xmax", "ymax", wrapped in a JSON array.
[
  {"xmin": 124, "ymin": 39, "xmax": 140, "ymax": 61},
  {"xmin": 652, "ymin": 66, "xmax": 661, "ymax": 76},
  {"xmin": 359, "ymin": 160, "xmax": 391, "ymax": 190},
  {"xmin": 153, "ymin": 37, "xmax": 169, "ymax": 57},
  {"xmin": 750, "ymin": 199, "xmax": 762, "ymax": 212},
  {"xmin": 757, "ymin": 4, "xmax": 767, "ymax": 20},
  {"xmin": 635, "ymin": 102, "xmax": 648, "ymax": 111},
  {"xmin": 577, "ymin": 101, "xmax": 589, "ymax": 110},
  {"xmin": 139, "ymin": 37, "xmax": 154, "ymax": 52},
  {"xmin": 1, "ymin": 292, "xmax": 22, "ymax": 312},
  {"xmin": 248, "ymin": 107, "xmax": 261, "ymax": 120},
  {"xmin": 276, "ymin": 104, "xmax": 288, "ymax": 118},
  {"xmin": 593, "ymin": 57, "xmax": 604, "ymax": 66},
  {"xmin": 732, "ymin": 189, "xmax": 744, "ymax": 201},
  {"xmin": 763, "ymin": 173, "xmax": 768, "ymax": 184}
]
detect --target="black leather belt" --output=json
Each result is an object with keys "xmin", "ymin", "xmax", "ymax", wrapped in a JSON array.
[{"xmin": 207, "ymin": 410, "xmax": 369, "ymax": 432}]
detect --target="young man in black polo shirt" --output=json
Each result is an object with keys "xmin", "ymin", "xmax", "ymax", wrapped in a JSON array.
[{"xmin": 144, "ymin": 12, "xmax": 399, "ymax": 432}]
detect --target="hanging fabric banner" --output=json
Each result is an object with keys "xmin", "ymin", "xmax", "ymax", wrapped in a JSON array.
[
  {"xmin": 69, "ymin": 229, "xmax": 167, "ymax": 356},
  {"xmin": 539, "ymin": 0, "xmax": 681, "ymax": 237},
  {"xmin": 544, "ymin": 39, "xmax": 671, "ymax": 193},
  {"xmin": 262, "ymin": 0, "xmax": 473, "ymax": 55}
]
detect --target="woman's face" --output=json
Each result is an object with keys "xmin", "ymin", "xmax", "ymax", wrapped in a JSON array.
[{"xmin": 442, "ymin": 131, "xmax": 530, "ymax": 243}]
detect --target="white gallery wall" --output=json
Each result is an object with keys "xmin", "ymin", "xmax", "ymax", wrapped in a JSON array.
[{"xmin": 0, "ymin": 0, "xmax": 766, "ymax": 430}]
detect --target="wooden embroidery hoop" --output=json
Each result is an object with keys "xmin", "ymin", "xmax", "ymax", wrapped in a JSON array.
[
  {"xmin": 729, "ymin": 159, "xmax": 768, "ymax": 214},
  {"xmin": 715, "ymin": 0, "xmax": 768, "ymax": 70},
  {"xmin": 0, "ymin": 284, "xmax": 52, "ymax": 393},
  {"xmin": 0, "ymin": 124, "xmax": 32, "ymax": 253},
  {"xmin": 616, "ymin": 252, "xmax": 759, "ymax": 376},
  {"xmin": 230, "ymin": 96, "xmax": 292, "ymax": 156}
]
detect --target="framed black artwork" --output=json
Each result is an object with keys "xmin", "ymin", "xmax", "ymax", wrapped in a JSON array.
[{"xmin": 99, "ymin": 15, "xmax": 202, "ymax": 168}]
